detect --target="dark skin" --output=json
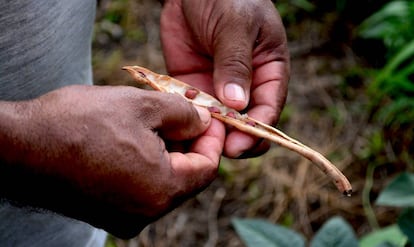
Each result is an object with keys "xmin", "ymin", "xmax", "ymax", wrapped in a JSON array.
[
  {"xmin": 0, "ymin": 0, "xmax": 289, "ymax": 239},
  {"xmin": 0, "ymin": 85, "xmax": 224, "ymax": 238},
  {"xmin": 161, "ymin": 0, "xmax": 289, "ymax": 158}
]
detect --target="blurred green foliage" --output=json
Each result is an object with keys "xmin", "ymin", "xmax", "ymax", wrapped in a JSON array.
[
  {"xmin": 358, "ymin": 1, "xmax": 414, "ymax": 57},
  {"xmin": 233, "ymin": 217, "xmax": 359, "ymax": 247},
  {"xmin": 357, "ymin": 2, "xmax": 414, "ymax": 246},
  {"xmin": 234, "ymin": 173, "xmax": 414, "ymax": 247},
  {"xmin": 275, "ymin": 0, "xmax": 315, "ymax": 24},
  {"xmin": 236, "ymin": 0, "xmax": 414, "ymax": 245},
  {"xmin": 356, "ymin": 0, "xmax": 414, "ymax": 169}
]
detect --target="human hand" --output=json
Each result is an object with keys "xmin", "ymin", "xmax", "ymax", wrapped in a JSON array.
[
  {"xmin": 0, "ymin": 85, "xmax": 224, "ymax": 238},
  {"xmin": 160, "ymin": 0, "xmax": 290, "ymax": 158}
]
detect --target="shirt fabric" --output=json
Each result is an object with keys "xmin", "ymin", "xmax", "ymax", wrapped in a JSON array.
[{"xmin": 0, "ymin": 0, "xmax": 107, "ymax": 246}]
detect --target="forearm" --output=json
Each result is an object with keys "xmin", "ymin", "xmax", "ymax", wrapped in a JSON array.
[
  {"xmin": 0, "ymin": 95, "xmax": 99, "ymax": 213},
  {"xmin": 0, "ymin": 92, "xmax": 132, "ymax": 236},
  {"xmin": 0, "ymin": 97, "xmax": 116, "ymax": 230},
  {"xmin": 0, "ymin": 85, "xmax": 222, "ymax": 238},
  {"xmin": 0, "ymin": 100, "xmax": 36, "ymax": 167},
  {"xmin": 0, "ymin": 100, "xmax": 45, "ymax": 203}
]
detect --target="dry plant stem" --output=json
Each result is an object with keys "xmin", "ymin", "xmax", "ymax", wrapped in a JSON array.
[{"xmin": 123, "ymin": 66, "xmax": 352, "ymax": 196}]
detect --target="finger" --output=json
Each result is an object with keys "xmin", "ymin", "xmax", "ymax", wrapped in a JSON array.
[
  {"xmin": 169, "ymin": 119, "xmax": 225, "ymax": 194},
  {"xmin": 144, "ymin": 92, "xmax": 211, "ymax": 140},
  {"xmin": 160, "ymin": 1, "xmax": 213, "ymax": 79},
  {"xmin": 212, "ymin": 11, "xmax": 257, "ymax": 110},
  {"xmin": 237, "ymin": 139, "xmax": 271, "ymax": 159},
  {"xmin": 249, "ymin": 60, "xmax": 289, "ymax": 123},
  {"xmin": 224, "ymin": 131, "xmax": 270, "ymax": 158},
  {"xmin": 224, "ymin": 60, "xmax": 289, "ymax": 158}
]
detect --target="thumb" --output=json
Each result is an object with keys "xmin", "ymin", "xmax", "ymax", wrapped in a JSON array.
[
  {"xmin": 151, "ymin": 94, "xmax": 211, "ymax": 140},
  {"xmin": 213, "ymin": 20, "xmax": 254, "ymax": 111}
]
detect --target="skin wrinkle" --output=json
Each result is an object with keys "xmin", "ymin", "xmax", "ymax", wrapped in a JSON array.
[
  {"xmin": 161, "ymin": 3, "xmax": 213, "ymax": 76},
  {"xmin": 130, "ymin": 91, "xmax": 199, "ymax": 139},
  {"xmin": 158, "ymin": 95, "xmax": 206, "ymax": 140},
  {"xmin": 252, "ymin": 5, "xmax": 288, "ymax": 66},
  {"xmin": 215, "ymin": 52, "xmax": 253, "ymax": 81},
  {"xmin": 251, "ymin": 68, "xmax": 285, "ymax": 102},
  {"xmin": 253, "ymin": 41, "xmax": 290, "ymax": 69},
  {"xmin": 210, "ymin": 2, "xmax": 260, "ymax": 110},
  {"xmin": 132, "ymin": 92, "xmax": 164, "ymax": 130},
  {"xmin": 182, "ymin": 0, "xmax": 214, "ymax": 57},
  {"xmin": 253, "ymin": 41, "xmax": 285, "ymax": 62},
  {"xmin": 207, "ymin": 1, "xmax": 224, "ymax": 55},
  {"xmin": 249, "ymin": 80, "xmax": 286, "ymax": 124}
]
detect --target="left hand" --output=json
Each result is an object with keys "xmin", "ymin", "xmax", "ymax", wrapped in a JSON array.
[
  {"xmin": 0, "ymin": 85, "xmax": 225, "ymax": 238},
  {"xmin": 160, "ymin": 0, "xmax": 290, "ymax": 158}
]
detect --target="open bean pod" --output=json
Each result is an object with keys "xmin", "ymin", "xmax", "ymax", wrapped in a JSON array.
[{"xmin": 123, "ymin": 65, "xmax": 352, "ymax": 196}]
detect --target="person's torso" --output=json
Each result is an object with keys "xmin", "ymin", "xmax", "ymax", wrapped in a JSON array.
[
  {"xmin": 0, "ymin": 1, "xmax": 107, "ymax": 247},
  {"xmin": 0, "ymin": 0, "xmax": 96, "ymax": 101}
]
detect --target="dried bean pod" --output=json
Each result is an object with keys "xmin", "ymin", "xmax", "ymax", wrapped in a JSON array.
[{"xmin": 123, "ymin": 65, "xmax": 352, "ymax": 196}]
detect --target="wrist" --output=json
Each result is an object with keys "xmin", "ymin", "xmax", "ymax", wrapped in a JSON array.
[
  {"xmin": 0, "ymin": 99, "xmax": 44, "ymax": 203},
  {"xmin": 0, "ymin": 100, "xmax": 39, "ymax": 164}
]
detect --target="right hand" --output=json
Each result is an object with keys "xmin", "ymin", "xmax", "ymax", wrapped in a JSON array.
[
  {"xmin": 0, "ymin": 85, "xmax": 225, "ymax": 238},
  {"xmin": 160, "ymin": 0, "xmax": 290, "ymax": 158}
]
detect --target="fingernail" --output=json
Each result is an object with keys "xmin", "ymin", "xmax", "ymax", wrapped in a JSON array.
[
  {"xmin": 224, "ymin": 83, "xmax": 246, "ymax": 101},
  {"xmin": 195, "ymin": 105, "xmax": 211, "ymax": 125}
]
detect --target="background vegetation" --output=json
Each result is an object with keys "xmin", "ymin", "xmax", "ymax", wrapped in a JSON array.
[{"xmin": 92, "ymin": 0, "xmax": 414, "ymax": 246}]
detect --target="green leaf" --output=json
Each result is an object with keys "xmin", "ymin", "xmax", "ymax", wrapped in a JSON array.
[
  {"xmin": 374, "ymin": 39, "xmax": 414, "ymax": 86},
  {"xmin": 397, "ymin": 208, "xmax": 414, "ymax": 244},
  {"xmin": 291, "ymin": 0, "xmax": 314, "ymax": 11},
  {"xmin": 232, "ymin": 218, "xmax": 305, "ymax": 247},
  {"xmin": 376, "ymin": 172, "xmax": 414, "ymax": 207},
  {"xmin": 358, "ymin": 0, "xmax": 414, "ymax": 52},
  {"xmin": 359, "ymin": 0, "xmax": 409, "ymax": 33},
  {"xmin": 376, "ymin": 98, "xmax": 414, "ymax": 127},
  {"xmin": 374, "ymin": 243, "xmax": 398, "ymax": 247},
  {"xmin": 360, "ymin": 225, "xmax": 407, "ymax": 247},
  {"xmin": 310, "ymin": 217, "xmax": 358, "ymax": 247}
]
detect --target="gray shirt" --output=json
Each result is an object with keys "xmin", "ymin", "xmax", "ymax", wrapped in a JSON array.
[
  {"xmin": 0, "ymin": 0, "xmax": 94, "ymax": 100},
  {"xmin": 0, "ymin": 0, "xmax": 107, "ymax": 246}
]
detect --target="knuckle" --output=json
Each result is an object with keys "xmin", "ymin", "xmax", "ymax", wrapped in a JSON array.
[{"xmin": 217, "ymin": 53, "xmax": 252, "ymax": 80}]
